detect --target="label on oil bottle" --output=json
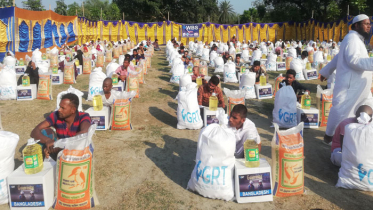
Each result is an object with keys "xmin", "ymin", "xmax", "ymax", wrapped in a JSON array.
[
  {"xmin": 245, "ymin": 148, "xmax": 259, "ymax": 162},
  {"xmin": 303, "ymin": 99, "xmax": 311, "ymax": 107},
  {"xmin": 24, "ymin": 155, "xmax": 39, "ymax": 169}
]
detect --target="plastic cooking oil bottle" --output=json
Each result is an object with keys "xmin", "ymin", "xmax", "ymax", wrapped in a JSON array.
[
  {"xmin": 260, "ymin": 73, "xmax": 266, "ymax": 86},
  {"xmin": 112, "ymin": 73, "xmax": 119, "ymax": 85},
  {"xmin": 209, "ymin": 93, "xmax": 218, "ymax": 111},
  {"xmin": 301, "ymin": 91, "xmax": 311, "ymax": 109},
  {"xmin": 22, "ymin": 73, "xmax": 30, "ymax": 86},
  {"xmin": 244, "ymin": 139, "xmax": 260, "ymax": 168},
  {"xmin": 196, "ymin": 76, "xmax": 202, "ymax": 87},
  {"xmin": 52, "ymin": 65, "xmax": 58, "ymax": 74},
  {"xmin": 188, "ymin": 64, "xmax": 193, "ymax": 74},
  {"xmin": 93, "ymin": 95, "xmax": 103, "ymax": 111},
  {"xmin": 277, "ymin": 56, "xmax": 282, "ymax": 62},
  {"xmin": 306, "ymin": 62, "xmax": 312, "ymax": 70},
  {"xmin": 19, "ymin": 58, "xmax": 24, "ymax": 66},
  {"xmin": 23, "ymin": 138, "xmax": 43, "ymax": 175}
]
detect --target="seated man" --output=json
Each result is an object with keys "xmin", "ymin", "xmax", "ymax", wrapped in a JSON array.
[
  {"xmin": 228, "ymin": 104, "xmax": 261, "ymax": 158},
  {"xmin": 101, "ymin": 78, "xmax": 118, "ymax": 107},
  {"xmin": 31, "ymin": 93, "xmax": 91, "ymax": 160},
  {"xmin": 279, "ymin": 69, "xmax": 310, "ymax": 101},
  {"xmin": 197, "ymin": 75, "xmax": 225, "ymax": 108},
  {"xmin": 235, "ymin": 54, "xmax": 244, "ymax": 70},
  {"xmin": 130, "ymin": 49, "xmax": 144, "ymax": 63},
  {"xmin": 178, "ymin": 46, "xmax": 185, "ymax": 55},
  {"xmin": 191, "ymin": 66, "xmax": 205, "ymax": 83},
  {"xmin": 115, "ymin": 58, "xmax": 134, "ymax": 82},
  {"xmin": 330, "ymin": 105, "xmax": 373, "ymax": 166},
  {"xmin": 138, "ymin": 44, "xmax": 145, "ymax": 56},
  {"xmin": 249, "ymin": 60, "xmax": 268, "ymax": 84}
]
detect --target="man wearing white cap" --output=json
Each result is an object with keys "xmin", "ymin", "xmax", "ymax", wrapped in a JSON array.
[{"xmin": 319, "ymin": 14, "xmax": 373, "ymax": 144}]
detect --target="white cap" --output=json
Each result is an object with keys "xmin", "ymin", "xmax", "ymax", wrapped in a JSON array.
[
  {"xmin": 352, "ymin": 14, "xmax": 369, "ymax": 24},
  {"xmin": 329, "ymin": 39, "xmax": 332, "ymax": 42}
]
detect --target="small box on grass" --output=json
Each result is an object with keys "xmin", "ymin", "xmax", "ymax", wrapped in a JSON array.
[
  {"xmin": 203, "ymin": 107, "xmax": 224, "ymax": 127},
  {"xmin": 76, "ymin": 65, "xmax": 82, "ymax": 75},
  {"xmin": 17, "ymin": 84, "xmax": 37, "ymax": 101},
  {"xmin": 15, "ymin": 66, "xmax": 26, "ymax": 75},
  {"xmin": 52, "ymin": 72, "xmax": 63, "ymax": 85},
  {"xmin": 235, "ymin": 158, "xmax": 273, "ymax": 203},
  {"xmin": 276, "ymin": 62, "xmax": 286, "ymax": 71},
  {"xmin": 255, "ymin": 84, "xmax": 273, "ymax": 99},
  {"xmin": 304, "ymin": 69, "xmax": 318, "ymax": 80},
  {"xmin": 85, "ymin": 106, "xmax": 110, "ymax": 130},
  {"xmin": 7, "ymin": 162, "xmax": 56, "ymax": 210},
  {"xmin": 112, "ymin": 81, "xmax": 124, "ymax": 92},
  {"xmin": 297, "ymin": 107, "xmax": 319, "ymax": 129}
]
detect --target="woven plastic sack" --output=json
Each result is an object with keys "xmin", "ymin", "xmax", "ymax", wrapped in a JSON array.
[
  {"xmin": 317, "ymin": 85, "xmax": 333, "ymax": 127},
  {"xmin": 37, "ymin": 73, "xmax": 53, "ymax": 100},
  {"xmin": 83, "ymin": 56, "xmax": 91, "ymax": 74},
  {"xmin": 105, "ymin": 49, "xmax": 113, "ymax": 63},
  {"xmin": 126, "ymin": 70, "xmax": 140, "ymax": 98},
  {"xmin": 111, "ymin": 91, "xmax": 136, "ymax": 130},
  {"xmin": 64, "ymin": 61, "xmax": 75, "ymax": 84},
  {"xmin": 96, "ymin": 52, "xmax": 104, "ymax": 67}
]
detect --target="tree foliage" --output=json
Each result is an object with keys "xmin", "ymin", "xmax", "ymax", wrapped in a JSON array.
[
  {"xmin": 75, "ymin": 0, "xmax": 121, "ymax": 21},
  {"xmin": 0, "ymin": 0, "xmax": 12, "ymax": 7},
  {"xmin": 22, "ymin": 0, "xmax": 44, "ymax": 11},
  {"xmin": 55, "ymin": 0, "xmax": 67, "ymax": 15},
  {"xmin": 218, "ymin": 0, "xmax": 236, "ymax": 24},
  {"xmin": 66, "ymin": 2, "xmax": 83, "ymax": 17}
]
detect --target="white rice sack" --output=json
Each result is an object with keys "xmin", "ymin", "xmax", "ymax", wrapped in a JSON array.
[
  {"xmin": 170, "ymin": 63, "xmax": 185, "ymax": 84},
  {"xmin": 272, "ymin": 82, "xmax": 297, "ymax": 128},
  {"xmin": 266, "ymin": 52, "xmax": 277, "ymax": 71},
  {"xmin": 242, "ymin": 49, "xmax": 250, "ymax": 62},
  {"xmin": 177, "ymin": 83, "xmax": 203, "ymax": 129},
  {"xmin": 106, "ymin": 59, "xmax": 120, "ymax": 77},
  {"xmin": 201, "ymin": 48, "xmax": 209, "ymax": 61},
  {"xmin": 223, "ymin": 62, "xmax": 238, "ymax": 83},
  {"xmin": 214, "ymin": 57, "xmax": 224, "ymax": 73},
  {"xmin": 251, "ymin": 49, "xmax": 262, "ymax": 66},
  {"xmin": 288, "ymin": 48, "xmax": 297, "ymax": 58},
  {"xmin": 179, "ymin": 74, "xmax": 192, "ymax": 89},
  {"xmin": 32, "ymin": 48, "xmax": 42, "ymax": 62},
  {"xmin": 210, "ymin": 51, "xmax": 218, "ymax": 67},
  {"xmin": 239, "ymin": 72, "xmax": 256, "ymax": 99},
  {"xmin": 0, "ymin": 66, "xmax": 17, "ymax": 100},
  {"xmin": 88, "ymin": 67, "xmax": 106, "ymax": 101},
  {"xmin": 290, "ymin": 58, "xmax": 305, "ymax": 80},
  {"xmin": 3, "ymin": 56, "xmax": 16, "ymax": 69},
  {"xmin": 313, "ymin": 51, "xmax": 324, "ymax": 65}
]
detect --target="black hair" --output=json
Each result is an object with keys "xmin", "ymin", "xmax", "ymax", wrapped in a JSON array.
[
  {"xmin": 61, "ymin": 93, "xmax": 79, "ymax": 110},
  {"xmin": 180, "ymin": 46, "xmax": 185, "ymax": 50},
  {"xmin": 231, "ymin": 104, "xmax": 247, "ymax": 118},
  {"xmin": 253, "ymin": 60, "xmax": 261, "ymax": 66},
  {"xmin": 125, "ymin": 54, "xmax": 130, "ymax": 58},
  {"xmin": 140, "ymin": 44, "xmax": 143, "ymax": 46},
  {"xmin": 210, "ymin": 75, "xmax": 220, "ymax": 86},
  {"xmin": 124, "ymin": 58, "xmax": 130, "ymax": 63},
  {"xmin": 133, "ymin": 49, "xmax": 138, "ymax": 52},
  {"xmin": 236, "ymin": 54, "xmax": 241, "ymax": 58},
  {"xmin": 103, "ymin": 77, "xmax": 112, "ymax": 83},
  {"xmin": 286, "ymin": 69, "xmax": 296, "ymax": 77},
  {"xmin": 155, "ymin": 39, "xmax": 158, "ymax": 42},
  {"xmin": 301, "ymin": 51, "xmax": 308, "ymax": 57}
]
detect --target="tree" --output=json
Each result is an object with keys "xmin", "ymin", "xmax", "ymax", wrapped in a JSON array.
[
  {"xmin": 218, "ymin": 0, "xmax": 235, "ymax": 24},
  {"xmin": 326, "ymin": 1, "xmax": 341, "ymax": 22},
  {"xmin": 0, "ymin": 0, "xmax": 12, "ymax": 7},
  {"xmin": 67, "ymin": 2, "xmax": 83, "ymax": 16},
  {"xmin": 22, "ymin": 0, "xmax": 44, "ymax": 11},
  {"xmin": 55, "ymin": 0, "xmax": 67, "ymax": 15},
  {"xmin": 350, "ymin": 0, "xmax": 368, "ymax": 14},
  {"xmin": 240, "ymin": 8, "xmax": 260, "ymax": 23}
]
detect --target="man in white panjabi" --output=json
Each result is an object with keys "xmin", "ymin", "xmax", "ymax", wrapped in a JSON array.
[{"xmin": 319, "ymin": 14, "xmax": 373, "ymax": 144}]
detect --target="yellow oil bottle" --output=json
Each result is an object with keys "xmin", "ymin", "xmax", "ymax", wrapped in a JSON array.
[
  {"xmin": 74, "ymin": 59, "xmax": 80, "ymax": 67},
  {"xmin": 261, "ymin": 54, "xmax": 267, "ymax": 59},
  {"xmin": 188, "ymin": 64, "xmax": 193, "ymax": 74},
  {"xmin": 327, "ymin": 54, "xmax": 332, "ymax": 62},
  {"xmin": 22, "ymin": 74, "xmax": 30, "ymax": 86},
  {"xmin": 23, "ymin": 139, "xmax": 43, "ymax": 175},
  {"xmin": 244, "ymin": 139, "xmax": 260, "ymax": 168},
  {"xmin": 240, "ymin": 66, "xmax": 246, "ymax": 74},
  {"xmin": 260, "ymin": 73, "xmax": 266, "ymax": 86},
  {"xmin": 209, "ymin": 93, "xmax": 218, "ymax": 111},
  {"xmin": 42, "ymin": 53, "xmax": 47, "ymax": 60},
  {"xmin": 93, "ymin": 95, "xmax": 103, "ymax": 111},
  {"xmin": 52, "ymin": 65, "xmax": 58, "ymax": 74},
  {"xmin": 19, "ymin": 58, "xmax": 24, "ymax": 66},
  {"xmin": 306, "ymin": 62, "xmax": 312, "ymax": 70},
  {"xmin": 196, "ymin": 77, "xmax": 202, "ymax": 87},
  {"xmin": 301, "ymin": 91, "xmax": 311, "ymax": 109},
  {"xmin": 112, "ymin": 73, "xmax": 119, "ymax": 85},
  {"xmin": 276, "ymin": 56, "xmax": 282, "ymax": 62}
]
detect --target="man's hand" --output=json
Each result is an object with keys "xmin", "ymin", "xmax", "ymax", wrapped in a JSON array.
[
  {"xmin": 44, "ymin": 148, "xmax": 50, "ymax": 159},
  {"xmin": 119, "ymin": 75, "xmax": 126, "ymax": 81},
  {"xmin": 320, "ymin": 75, "xmax": 327, "ymax": 82},
  {"xmin": 45, "ymin": 138, "xmax": 55, "ymax": 154}
]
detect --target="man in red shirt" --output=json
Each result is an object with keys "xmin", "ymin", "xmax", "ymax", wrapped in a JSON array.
[
  {"xmin": 31, "ymin": 93, "xmax": 91, "ymax": 160},
  {"xmin": 197, "ymin": 75, "xmax": 225, "ymax": 108}
]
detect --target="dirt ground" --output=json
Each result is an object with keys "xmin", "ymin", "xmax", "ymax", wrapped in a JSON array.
[{"xmin": 1, "ymin": 47, "xmax": 373, "ymax": 210}]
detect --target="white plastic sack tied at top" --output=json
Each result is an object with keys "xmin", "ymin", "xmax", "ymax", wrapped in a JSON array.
[
  {"xmin": 0, "ymin": 66, "xmax": 17, "ymax": 100},
  {"xmin": 170, "ymin": 56, "xmax": 183, "ymax": 72},
  {"xmin": 336, "ymin": 115, "xmax": 373, "ymax": 191},
  {"xmin": 266, "ymin": 52, "xmax": 277, "ymax": 71},
  {"xmin": 290, "ymin": 58, "xmax": 305, "ymax": 80},
  {"xmin": 3, "ymin": 53, "xmax": 16, "ymax": 69},
  {"xmin": 56, "ymin": 86, "xmax": 84, "ymax": 112},
  {"xmin": 251, "ymin": 49, "xmax": 262, "ymax": 66},
  {"xmin": 106, "ymin": 59, "xmax": 120, "ymax": 77},
  {"xmin": 52, "ymin": 124, "xmax": 99, "ymax": 209},
  {"xmin": 239, "ymin": 72, "xmax": 256, "ymax": 99},
  {"xmin": 224, "ymin": 61, "xmax": 238, "ymax": 83},
  {"xmin": 177, "ymin": 83, "xmax": 203, "ymax": 129},
  {"xmin": 313, "ymin": 51, "xmax": 324, "ymax": 66},
  {"xmin": 196, "ymin": 43, "xmax": 203, "ymax": 57},
  {"xmin": 179, "ymin": 74, "xmax": 192, "ymax": 91},
  {"xmin": 187, "ymin": 110, "xmax": 236, "ymax": 201},
  {"xmin": 273, "ymin": 82, "xmax": 297, "ymax": 128},
  {"xmin": 210, "ymin": 51, "xmax": 218, "ymax": 67},
  {"xmin": 88, "ymin": 67, "xmax": 106, "ymax": 101},
  {"xmin": 0, "ymin": 131, "xmax": 19, "ymax": 205},
  {"xmin": 287, "ymin": 48, "xmax": 297, "ymax": 58},
  {"xmin": 170, "ymin": 63, "xmax": 185, "ymax": 84},
  {"xmin": 214, "ymin": 57, "xmax": 224, "ymax": 73},
  {"xmin": 201, "ymin": 48, "xmax": 210, "ymax": 61},
  {"xmin": 241, "ymin": 49, "xmax": 250, "ymax": 63}
]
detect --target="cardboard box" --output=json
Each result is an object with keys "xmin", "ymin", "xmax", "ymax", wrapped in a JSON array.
[
  {"xmin": 7, "ymin": 162, "xmax": 56, "ymax": 210},
  {"xmin": 276, "ymin": 62, "xmax": 286, "ymax": 71},
  {"xmin": 76, "ymin": 65, "xmax": 82, "ymax": 75},
  {"xmin": 255, "ymin": 84, "xmax": 273, "ymax": 99},
  {"xmin": 297, "ymin": 107, "xmax": 319, "ymax": 128},
  {"xmin": 85, "ymin": 106, "xmax": 110, "ymax": 130},
  {"xmin": 15, "ymin": 66, "xmax": 26, "ymax": 75},
  {"xmin": 203, "ymin": 107, "xmax": 224, "ymax": 127},
  {"xmin": 17, "ymin": 84, "xmax": 37, "ymax": 101},
  {"xmin": 235, "ymin": 158, "xmax": 273, "ymax": 203},
  {"xmin": 52, "ymin": 72, "xmax": 63, "ymax": 85},
  {"xmin": 282, "ymin": 53, "xmax": 288, "ymax": 58},
  {"xmin": 112, "ymin": 81, "xmax": 124, "ymax": 92},
  {"xmin": 304, "ymin": 69, "xmax": 318, "ymax": 80}
]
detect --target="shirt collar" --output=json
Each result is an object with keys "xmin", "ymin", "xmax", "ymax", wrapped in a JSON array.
[{"xmin": 350, "ymin": 30, "xmax": 364, "ymax": 42}]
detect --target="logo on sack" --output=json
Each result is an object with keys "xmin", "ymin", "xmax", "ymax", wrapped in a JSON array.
[
  {"xmin": 181, "ymin": 109, "xmax": 201, "ymax": 123},
  {"xmin": 278, "ymin": 109, "xmax": 297, "ymax": 124},
  {"xmin": 195, "ymin": 160, "xmax": 228, "ymax": 185}
]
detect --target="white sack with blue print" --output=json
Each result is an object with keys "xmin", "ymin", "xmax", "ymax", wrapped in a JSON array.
[
  {"xmin": 176, "ymin": 83, "xmax": 203, "ymax": 129},
  {"xmin": 187, "ymin": 110, "xmax": 235, "ymax": 201},
  {"xmin": 272, "ymin": 82, "xmax": 297, "ymax": 128}
]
